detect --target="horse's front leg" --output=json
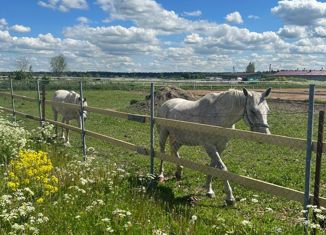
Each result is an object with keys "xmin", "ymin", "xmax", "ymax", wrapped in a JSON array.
[
  {"xmin": 205, "ymin": 145, "xmax": 235, "ymax": 205},
  {"xmin": 61, "ymin": 117, "xmax": 66, "ymax": 141},
  {"xmin": 65, "ymin": 119, "xmax": 71, "ymax": 146},
  {"xmin": 170, "ymin": 140, "xmax": 182, "ymax": 180}
]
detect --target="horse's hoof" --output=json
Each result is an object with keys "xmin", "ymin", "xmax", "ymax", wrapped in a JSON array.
[
  {"xmin": 206, "ymin": 192, "xmax": 216, "ymax": 198},
  {"xmin": 64, "ymin": 142, "xmax": 71, "ymax": 147},
  {"xmin": 225, "ymin": 199, "xmax": 236, "ymax": 206},
  {"xmin": 157, "ymin": 176, "xmax": 165, "ymax": 183}
]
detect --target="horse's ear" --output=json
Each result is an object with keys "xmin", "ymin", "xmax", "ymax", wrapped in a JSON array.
[
  {"xmin": 83, "ymin": 97, "xmax": 86, "ymax": 102},
  {"xmin": 262, "ymin": 87, "xmax": 272, "ymax": 98},
  {"xmin": 243, "ymin": 88, "xmax": 249, "ymax": 97}
]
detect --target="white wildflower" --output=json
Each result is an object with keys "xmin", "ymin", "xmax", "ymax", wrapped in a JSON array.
[
  {"xmin": 101, "ymin": 218, "xmax": 110, "ymax": 223},
  {"xmin": 241, "ymin": 220, "xmax": 251, "ymax": 226},
  {"xmin": 251, "ymin": 198, "xmax": 258, "ymax": 203},
  {"xmin": 190, "ymin": 215, "xmax": 197, "ymax": 224},
  {"xmin": 266, "ymin": 207, "xmax": 273, "ymax": 212}
]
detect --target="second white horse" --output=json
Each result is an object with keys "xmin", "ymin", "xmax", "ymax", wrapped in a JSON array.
[{"xmin": 52, "ymin": 90, "xmax": 87, "ymax": 145}]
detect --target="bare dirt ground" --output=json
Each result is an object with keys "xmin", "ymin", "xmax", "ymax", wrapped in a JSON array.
[{"xmin": 190, "ymin": 88, "xmax": 326, "ymax": 101}]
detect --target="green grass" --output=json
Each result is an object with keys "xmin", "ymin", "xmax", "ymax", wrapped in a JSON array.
[{"xmin": 1, "ymin": 84, "xmax": 326, "ymax": 234}]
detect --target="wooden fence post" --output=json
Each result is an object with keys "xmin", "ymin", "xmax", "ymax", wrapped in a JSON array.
[
  {"xmin": 10, "ymin": 78, "xmax": 16, "ymax": 122},
  {"xmin": 36, "ymin": 79, "xmax": 42, "ymax": 127},
  {"xmin": 313, "ymin": 111, "xmax": 324, "ymax": 235},
  {"xmin": 150, "ymin": 82, "xmax": 155, "ymax": 175},
  {"xmin": 79, "ymin": 81, "xmax": 86, "ymax": 161},
  {"xmin": 41, "ymin": 82, "xmax": 46, "ymax": 128}
]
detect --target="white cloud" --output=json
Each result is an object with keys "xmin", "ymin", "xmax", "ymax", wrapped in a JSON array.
[
  {"xmin": 11, "ymin": 24, "xmax": 31, "ymax": 33},
  {"xmin": 96, "ymin": 0, "xmax": 190, "ymax": 33},
  {"xmin": 77, "ymin": 16, "xmax": 90, "ymax": 25},
  {"xmin": 63, "ymin": 25, "xmax": 160, "ymax": 55},
  {"xmin": 248, "ymin": 15, "xmax": 260, "ymax": 20},
  {"xmin": 183, "ymin": 10, "xmax": 202, "ymax": 17},
  {"xmin": 315, "ymin": 26, "xmax": 326, "ymax": 37},
  {"xmin": 225, "ymin": 11, "xmax": 243, "ymax": 24},
  {"xmin": 0, "ymin": 18, "xmax": 8, "ymax": 30},
  {"xmin": 184, "ymin": 33, "xmax": 203, "ymax": 44},
  {"xmin": 38, "ymin": 0, "xmax": 88, "ymax": 12},
  {"xmin": 272, "ymin": 0, "xmax": 326, "ymax": 26},
  {"xmin": 277, "ymin": 25, "xmax": 307, "ymax": 38}
]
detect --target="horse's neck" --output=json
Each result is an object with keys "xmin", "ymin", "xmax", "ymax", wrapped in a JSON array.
[{"xmin": 197, "ymin": 92, "xmax": 246, "ymax": 127}]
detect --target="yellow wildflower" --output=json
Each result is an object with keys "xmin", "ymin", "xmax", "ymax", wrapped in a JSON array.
[
  {"xmin": 7, "ymin": 149, "xmax": 59, "ymax": 202},
  {"xmin": 36, "ymin": 197, "xmax": 44, "ymax": 204}
]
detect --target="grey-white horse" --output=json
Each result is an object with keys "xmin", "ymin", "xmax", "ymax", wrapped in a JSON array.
[
  {"xmin": 52, "ymin": 90, "xmax": 87, "ymax": 145},
  {"xmin": 156, "ymin": 88, "xmax": 271, "ymax": 205}
]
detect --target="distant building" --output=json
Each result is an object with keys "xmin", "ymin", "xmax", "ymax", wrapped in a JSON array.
[
  {"xmin": 218, "ymin": 72, "xmax": 261, "ymax": 81},
  {"xmin": 273, "ymin": 70, "xmax": 326, "ymax": 81}
]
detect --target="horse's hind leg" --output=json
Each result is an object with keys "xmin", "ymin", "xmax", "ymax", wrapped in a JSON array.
[
  {"xmin": 158, "ymin": 128, "xmax": 168, "ymax": 182},
  {"xmin": 205, "ymin": 145, "xmax": 235, "ymax": 205}
]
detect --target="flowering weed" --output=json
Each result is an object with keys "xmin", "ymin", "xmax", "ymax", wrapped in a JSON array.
[{"xmin": 7, "ymin": 150, "xmax": 58, "ymax": 201}]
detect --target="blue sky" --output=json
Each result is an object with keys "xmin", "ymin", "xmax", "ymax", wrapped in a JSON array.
[{"xmin": 1, "ymin": 0, "xmax": 326, "ymax": 72}]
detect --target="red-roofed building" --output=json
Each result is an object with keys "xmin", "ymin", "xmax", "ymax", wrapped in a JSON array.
[{"xmin": 273, "ymin": 70, "xmax": 326, "ymax": 80}]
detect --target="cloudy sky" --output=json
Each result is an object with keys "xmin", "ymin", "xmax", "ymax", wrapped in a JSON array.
[{"xmin": 1, "ymin": 0, "xmax": 326, "ymax": 72}]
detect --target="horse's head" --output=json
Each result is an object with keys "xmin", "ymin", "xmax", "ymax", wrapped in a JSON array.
[
  {"xmin": 78, "ymin": 97, "xmax": 88, "ymax": 120},
  {"xmin": 243, "ymin": 88, "xmax": 271, "ymax": 134}
]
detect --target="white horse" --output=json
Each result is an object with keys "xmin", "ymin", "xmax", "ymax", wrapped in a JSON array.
[
  {"xmin": 52, "ymin": 90, "xmax": 87, "ymax": 145},
  {"xmin": 156, "ymin": 88, "xmax": 271, "ymax": 205}
]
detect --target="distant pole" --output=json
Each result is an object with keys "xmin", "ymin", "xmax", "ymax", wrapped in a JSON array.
[
  {"xmin": 304, "ymin": 84, "xmax": 315, "ymax": 233},
  {"xmin": 9, "ymin": 79, "xmax": 16, "ymax": 122},
  {"xmin": 41, "ymin": 82, "xmax": 46, "ymax": 127},
  {"xmin": 37, "ymin": 79, "xmax": 42, "ymax": 127},
  {"xmin": 79, "ymin": 81, "xmax": 87, "ymax": 161},
  {"xmin": 150, "ymin": 83, "xmax": 155, "ymax": 175},
  {"xmin": 312, "ymin": 111, "xmax": 324, "ymax": 235}
]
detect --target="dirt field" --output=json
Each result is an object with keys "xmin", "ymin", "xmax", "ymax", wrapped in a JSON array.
[{"xmin": 190, "ymin": 88, "xmax": 326, "ymax": 101}]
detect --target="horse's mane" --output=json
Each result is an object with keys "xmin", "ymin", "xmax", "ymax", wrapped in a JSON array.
[{"xmin": 199, "ymin": 89, "xmax": 245, "ymax": 110}]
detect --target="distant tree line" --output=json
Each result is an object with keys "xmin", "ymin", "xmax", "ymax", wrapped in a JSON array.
[{"xmin": 0, "ymin": 57, "xmax": 275, "ymax": 81}]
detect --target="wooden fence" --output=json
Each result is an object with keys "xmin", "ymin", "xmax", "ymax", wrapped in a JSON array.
[{"xmin": 0, "ymin": 90, "xmax": 325, "ymax": 207}]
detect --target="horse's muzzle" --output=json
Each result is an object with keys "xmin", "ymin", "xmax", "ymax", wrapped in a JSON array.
[{"xmin": 252, "ymin": 126, "xmax": 270, "ymax": 135}]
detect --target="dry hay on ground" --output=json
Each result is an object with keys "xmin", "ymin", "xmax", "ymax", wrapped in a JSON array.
[{"xmin": 129, "ymin": 86, "xmax": 198, "ymax": 113}]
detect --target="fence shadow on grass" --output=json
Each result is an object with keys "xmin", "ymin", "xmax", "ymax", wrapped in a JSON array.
[{"xmin": 127, "ymin": 175, "xmax": 227, "ymax": 212}]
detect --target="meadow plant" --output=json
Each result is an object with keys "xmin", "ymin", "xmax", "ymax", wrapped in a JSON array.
[
  {"xmin": 7, "ymin": 150, "xmax": 58, "ymax": 201},
  {"xmin": 30, "ymin": 123, "xmax": 56, "ymax": 145},
  {"xmin": 0, "ymin": 114, "xmax": 30, "ymax": 163},
  {"xmin": 297, "ymin": 205, "xmax": 326, "ymax": 232}
]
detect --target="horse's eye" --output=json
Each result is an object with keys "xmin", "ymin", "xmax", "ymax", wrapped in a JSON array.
[{"xmin": 250, "ymin": 110, "xmax": 256, "ymax": 115}]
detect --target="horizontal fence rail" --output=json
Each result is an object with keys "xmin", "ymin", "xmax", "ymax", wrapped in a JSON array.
[
  {"xmin": 1, "ymin": 105, "xmax": 326, "ymax": 207},
  {"xmin": 0, "ymin": 92, "xmax": 323, "ymax": 153}
]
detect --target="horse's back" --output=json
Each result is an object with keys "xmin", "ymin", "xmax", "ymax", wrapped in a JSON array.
[
  {"xmin": 52, "ymin": 90, "xmax": 79, "ymax": 119},
  {"xmin": 158, "ymin": 98, "xmax": 196, "ymax": 119}
]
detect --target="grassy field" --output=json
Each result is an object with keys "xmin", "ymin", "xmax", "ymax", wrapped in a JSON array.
[{"xmin": 1, "ymin": 83, "xmax": 326, "ymax": 234}]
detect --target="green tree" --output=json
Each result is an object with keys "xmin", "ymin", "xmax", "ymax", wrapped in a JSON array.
[
  {"xmin": 246, "ymin": 62, "xmax": 255, "ymax": 73},
  {"xmin": 50, "ymin": 54, "xmax": 67, "ymax": 77}
]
